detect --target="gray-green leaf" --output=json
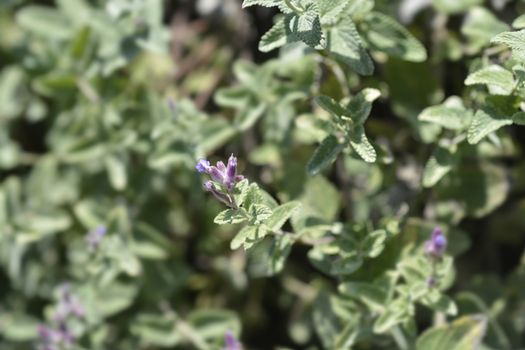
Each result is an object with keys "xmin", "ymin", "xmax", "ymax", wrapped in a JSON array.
[{"xmin": 306, "ymin": 135, "xmax": 344, "ymax": 175}]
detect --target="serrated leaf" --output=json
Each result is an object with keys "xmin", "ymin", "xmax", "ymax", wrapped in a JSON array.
[
  {"xmin": 259, "ymin": 17, "xmax": 287, "ymax": 52},
  {"xmin": 306, "ymin": 135, "xmax": 344, "ymax": 175},
  {"xmin": 423, "ymin": 146, "xmax": 456, "ymax": 188},
  {"xmin": 249, "ymin": 204, "xmax": 273, "ymax": 224},
  {"xmin": 346, "ymin": 88, "xmax": 381, "ymax": 124},
  {"xmin": 231, "ymin": 225, "xmax": 256, "ymax": 250},
  {"xmin": 491, "ymin": 29, "xmax": 525, "ymax": 62},
  {"xmin": 349, "ymin": 126, "xmax": 376, "ymax": 163},
  {"xmin": 265, "ymin": 201, "xmax": 301, "ymax": 231},
  {"xmin": 465, "ymin": 65, "xmax": 515, "ymax": 95},
  {"xmin": 285, "ymin": 5, "xmax": 324, "ymax": 48},
  {"xmin": 214, "ymin": 209, "xmax": 248, "ymax": 225},
  {"xmin": 231, "ymin": 225, "xmax": 268, "ymax": 250},
  {"xmin": 242, "ymin": 0, "xmax": 281, "ymax": 8},
  {"xmin": 243, "ymin": 183, "xmax": 264, "ymax": 210},
  {"xmin": 415, "ymin": 315, "xmax": 487, "ymax": 350},
  {"xmin": 467, "ymin": 107, "xmax": 513, "ymax": 144},
  {"xmin": 318, "ymin": 0, "xmax": 351, "ymax": 25},
  {"xmin": 362, "ymin": 12, "xmax": 427, "ymax": 62},
  {"xmin": 326, "ymin": 18, "xmax": 374, "ymax": 75},
  {"xmin": 315, "ymin": 95, "xmax": 348, "ymax": 118}
]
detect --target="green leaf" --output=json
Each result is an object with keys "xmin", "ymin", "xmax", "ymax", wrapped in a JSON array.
[
  {"xmin": 16, "ymin": 6, "xmax": 71, "ymax": 40},
  {"xmin": 214, "ymin": 209, "xmax": 248, "ymax": 225},
  {"xmin": 415, "ymin": 315, "xmax": 487, "ymax": 350},
  {"xmin": 432, "ymin": 0, "xmax": 482, "ymax": 14},
  {"xmin": 467, "ymin": 107, "xmax": 513, "ymax": 144},
  {"xmin": 418, "ymin": 98, "xmax": 473, "ymax": 130},
  {"xmin": 373, "ymin": 298, "xmax": 409, "ymax": 333},
  {"xmin": 346, "ymin": 88, "xmax": 381, "ymax": 124},
  {"xmin": 331, "ymin": 252, "xmax": 363, "ymax": 275},
  {"xmin": 349, "ymin": 126, "xmax": 376, "ymax": 163},
  {"xmin": 285, "ymin": 4, "xmax": 324, "ymax": 48},
  {"xmin": 0, "ymin": 313, "xmax": 39, "ymax": 341},
  {"xmin": 248, "ymin": 204, "xmax": 273, "ymax": 224},
  {"xmin": 462, "ymin": 7, "xmax": 509, "ymax": 52},
  {"xmin": 318, "ymin": 0, "xmax": 351, "ymax": 25},
  {"xmin": 423, "ymin": 146, "xmax": 456, "ymax": 188},
  {"xmin": 306, "ymin": 135, "xmax": 344, "ymax": 175},
  {"xmin": 259, "ymin": 17, "xmax": 287, "ymax": 52},
  {"xmin": 242, "ymin": 0, "xmax": 281, "ymax": 8},
  {"xmin": 315, "ymin": 95, "xmax": 348, "ymax": 118},
  {"xmin": 465, "ymin": 65, "xmax": 515, "ymax": 95},
  {"xmin": 491, "ymin": 29, "xmax": 525, "ymax": 62},
  {"xmin": 131, "ymin": 314, "xmax": 180, "ymax": 347},
  {"xmin": 243, "ymin": 183, "xmax": 265, "ymax": 210},
  {"xmin": 362, "ymin": 12, "xmax": 427, "ymax": 62},
  {"xmin": 512, "ymin": 14, "xmax": 525, "ymax": 29},
  {"xmin": 105, "ymin": 156, "xmax": 127, "ymax": 191},
  {"xmin": 230, "ymin": 225, "xmax": 267, "ymax": 250},
  {"xmin": 326, "ymin": 18, "xmax": 374, "ymax": 75},
  {"xmin": 512, "ymin": 111, "xmax": 525, "ymax": 125},
  {"xmin": 265, "ymin": 201, "xmax": 301, "ymax": 231},
  {"xmin": 362, "ymin": 229, "xmax": 387, "ymax": 258}
]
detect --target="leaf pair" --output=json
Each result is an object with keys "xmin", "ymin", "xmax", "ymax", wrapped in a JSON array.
[{"xmin": 307, "ymin": 88, "xmax": 380, "ymax": 175}]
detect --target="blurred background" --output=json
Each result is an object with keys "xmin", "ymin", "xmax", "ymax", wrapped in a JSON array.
[{"xmin": 1, "ymin": 0, "xmax": 525, "ymax": 349}]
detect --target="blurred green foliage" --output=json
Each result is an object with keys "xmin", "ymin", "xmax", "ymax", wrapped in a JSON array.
[{"xmin": 1, "ymin": 0, "xmax": 525, "ymax": 349}]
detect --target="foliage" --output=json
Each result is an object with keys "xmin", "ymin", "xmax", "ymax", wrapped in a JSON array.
[{"xmin": 1, "ymin": 0, "xmax": 525, "ymax": 349}]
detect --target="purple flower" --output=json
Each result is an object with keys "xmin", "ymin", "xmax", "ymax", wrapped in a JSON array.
[
  {"xmin": 223, "ymin": 330, "xmax": 242, "ymax": 350},
  {"xmin": 425, "ymin": 227, "xmax": 447, "ymax": 259},
  {"xmin": 85, "ymin": 225, "xmax": 107, "ymax": 250},
  {"xmin": 196, "ymin": 155, "xmax": 244, "ymax": 208},
  {"xmin": 196, "ymin": 159, "xmax": 211, "ymax": 173}
]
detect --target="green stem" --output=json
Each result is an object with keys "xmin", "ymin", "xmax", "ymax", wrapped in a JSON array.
[{"xmin": 283, "ymin": 0, "xmax": 303, "ymax": 15}]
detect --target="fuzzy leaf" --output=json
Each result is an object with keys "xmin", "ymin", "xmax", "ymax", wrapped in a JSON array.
[
  {"xmin": 462, "ymin": 7, "xmax": 509, "ymax": 51},
  {"xmin": 259, "ymin": 17, "xmax": 287, "ymax": 52},
  {"xmin": 416, "ymin": 315, "xmax": 487, "ymax": 350},
  {"xmin": 214, "ymin": 209, "xmax": 248, "ymax": 225},
  {"xmin": 346, "ymin": 88, "xmax": 381, "ymax": 124},
  {"xmin": 265, "ymin": 201, "xmax": 301, "ymax": 231},
  {"xmin": 285, "ymin": 4, "xmax": 324, "ymax": 48},
  {"xmin": 423, "ymin": 146, "xmax": 456, "ymax": 188},
  {"xmin": 362, "ymin": 12, "xmax": 427, "ymax": 62},
  {"xmin": 316, "ymin": 95, "xmax": 348, "ymax": 118},
  {"xmin": 491, "ymin": 29, "xmax": 525, "ymax": 62},
  {"xmin": 349, "ymin": 126, "xmax": 376, "ymax": 163},
  {"xmin": 465, "ymin": 65, "xmax": 515, "ymax": 95},
  {"xmin": 242, "ymin": 0, "xmax": 281, "ymax": 8},
  {"xmin": 306, "ymin": 135, "xmax": 344, "ymax": 175},
  {"xmin": 467, "ymin": 107, "xmax": 513, "ymax": 144},
  {"xmin": 418, "ymin": 101, "xmax": 473, "ymax": 130},
  {"xmin": 513, "ymin": 14, "xmax": 525, "ymax": 29},
  {"xmin": 326, "ymin": 18, "xmax": 374, "ymax": 75}
]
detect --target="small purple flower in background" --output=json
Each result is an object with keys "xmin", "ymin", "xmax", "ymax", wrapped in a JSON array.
[
  {"xmin": 85, "ymin": 225, "xmax": 107, "ymax": 250},
  {"xmin": 223, "ymin": 330, "xmax": 242, "ymax": 350},
  {"xmin": 424, "ymin": 227, "xmax": 447, "ymax": 259},
  {"xmin": 196, "ymin": 159, "xmax": 211, "ymax": 173},
  {"xmin": 196, "ymin": 155, "xmax": 244, "ymax": 208},
  {"xmin": 38, "ymin": 284, "xmax": 85, "ymax": 350}
]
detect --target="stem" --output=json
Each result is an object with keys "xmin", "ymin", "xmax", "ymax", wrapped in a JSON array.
[{"xmin": 283, "ymin": 0, "xmax": 303, "ymax": 15}]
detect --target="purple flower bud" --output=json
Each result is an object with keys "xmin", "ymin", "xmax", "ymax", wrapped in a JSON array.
[
  {"xmin": 223, "ymin": 330, "xmax": 242, "ymax": 350},
  {"xmin": 209, "ymin": 166, "xmax": 225, "ymax": 183},
  {"xmin": 196, "ymin": 159, "xmax": 211, "ymax": 173},
  {"xmin": 426, "ymin": 276, "xmax": 438, "ymax": 288},
  {"xmin": 425, "ymin": 227, "xmax": 447, "ymax": 259},
  {"xmin": 226, "ymin": 154, "xmax": 237, "ymax": 179},
  {"xmin": 85, "ymin": 225, "xmax": 107, "ymax": 250}
]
